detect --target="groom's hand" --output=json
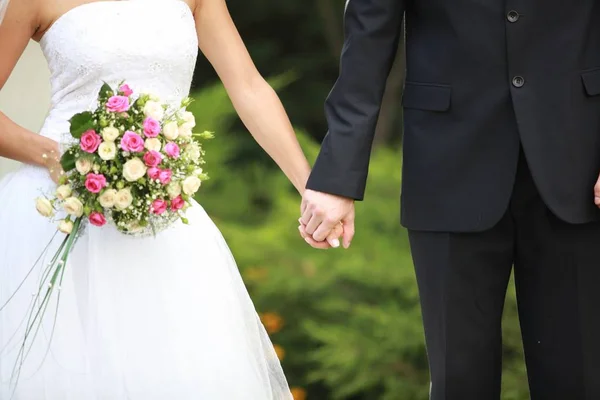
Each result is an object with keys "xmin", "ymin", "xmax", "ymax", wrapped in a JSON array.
[
  {"xmin": 300, "ymin": 189, "xmax": 355, "ymax": 249},
  {"xmin": 595, "ymin": 174, "xmax": 600, "ymax": 206}
]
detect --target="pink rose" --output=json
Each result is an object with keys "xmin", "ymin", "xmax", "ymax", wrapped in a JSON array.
[
  {"xmin": 147, "ymin": 167, "xmax": 161, "ymax": 180},
  {"xmin": 89, "ymin": 211, "xmax": 107, "ymax": 227},
  {"xmin": 80, "ymin": 130, "xmax": 101, "ymax": 153},
  {"xmin": 143, "ymin": 150, "xmax": 162, "ymax": 167},
  {"xmin": 151, "ymin": 199, "xmax": 168, "ymax": 215},
  {"xmin": 143, "ymin": 118, "xmax": 161, "ymax": 138},
  {"xmin": 158, "ymin": 169, "xmax": 172, "ymax": 185},
  {"xmin": 106, "ymin": 95, "xmax": 130, "ymax": 112},
  {"xmin": 120, "ymin": 131, "xmax": 145, "ymax": 153},
  {"xmin": 85, "ymin": 173, "xmax": 107, "ymax": 193},
  {"xmin": 119, "ymin": 84, "xmax": 133, "ymax": 96},
  {"xmin": 171, "ymin": 195, "xmax": 185, "ymax": 211},
  {"xmin": 164, "ymin": 142, "xmax": 180, "ymax": 159}
]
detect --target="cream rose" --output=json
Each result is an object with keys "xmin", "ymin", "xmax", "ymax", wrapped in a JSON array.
[
  {"xmin": 178, "ymin": 125, "xmax": 193, "ymax": 139},
  {"xmin": 143, "ymin": 101, "xmax": 164, "ymax": 121},
  {"xmin": 193, "ymin": 168, "xmax": 204, "ymax": 176},
  {"xmin": 182, "ymin": 176, "xmax": 201, "ymax": 195},
  {"xmin": 122, "ymin": 158, "xmax": 147, "ymax": 182},
  {"xmin": 75, "ymin": 158, "xmax": 92, "ymax": 175},
  {"xmin": 63, "ymin": 197, "xmax": 84, "ymax": 217},
  {"xmin": 184, "ymin": 143, "xmax": 200, "ymax": 162},
  {"xmin": 166, "ymin": 181, "xmax": 182, "ymax": 199},
  {"xmin": 180, "ymin": 111, "xmax": 196, "ymax": 130},
  {"xmin": 98, "ymin": 189, "xmax": 118, "ymax": 208},
  {"xmin": 101, "ymin": 126, "xmax": 120, "ymax": 142},
  {"xmin": 35, "ymin": 197, "xmax": 54, "ymax": 217},
  {"xmin": 58, "ymin": 220, "xmax": 74, "ymax": 234},
  {"xmin": 98, "ymin": 141, "xmax": 117, "ymax": 161},
  {"xmin": 55, "ymin": 185, "xmax": 72, "ymax": 201},
  {"xmin": 145, "ymin": 138, "xmax": 162, "ymax": 152},
  {"xmin": 163, "ymin": 121, "xmax": 179, "ymax": 140},
  {"xmin": 115, "ymin": 188, "xmax": 133, "ymax": 210}
]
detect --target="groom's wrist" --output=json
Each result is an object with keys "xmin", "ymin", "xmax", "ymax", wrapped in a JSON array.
[{"xmin": 305, "ymin": 172, "xmax": 365, "ymax": 201}]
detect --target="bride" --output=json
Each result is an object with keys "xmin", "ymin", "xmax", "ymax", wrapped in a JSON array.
[{"xmin": 0, "ymin": 0, "xmax": 340, "ymax": 398}]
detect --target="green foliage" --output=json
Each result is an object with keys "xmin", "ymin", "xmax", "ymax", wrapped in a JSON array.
[
  {"xmin": 190, "ymin": 82, "xmax": 529, "ymax": 399},
  {"xmin": 68, "ymin": 111, "xmax": 94, "ymax": 138}
]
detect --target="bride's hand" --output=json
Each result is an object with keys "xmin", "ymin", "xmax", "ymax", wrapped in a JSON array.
[
  {"xmin": 298, "ymin": 220, "xmax": 344, "ymax": 250},
  {"xmin": 41, "ymin": 144, "xmax": 64, "ymax": 184}
]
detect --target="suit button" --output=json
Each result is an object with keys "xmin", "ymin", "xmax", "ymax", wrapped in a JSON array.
[
  {"xmin": 512, "ymin": 76, "xmax": 525, "ymax": 88},
  {"xmin": 507, "ymin": 10, "xmax": 520, "ymax": 23}
]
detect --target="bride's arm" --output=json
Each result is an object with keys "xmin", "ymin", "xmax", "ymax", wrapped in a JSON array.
[
  {"xmin": 0, "ymin": 0, "xmax": 61, "ymax": 179},
  {"xmin": 193, "ymin": 0, "xmax": 311, "ymax": 195}
]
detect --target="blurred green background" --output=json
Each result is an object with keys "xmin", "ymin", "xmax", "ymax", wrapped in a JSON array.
[{"xmin": 188, "ymin": 2, "xmax": 530, "ymax": 398}]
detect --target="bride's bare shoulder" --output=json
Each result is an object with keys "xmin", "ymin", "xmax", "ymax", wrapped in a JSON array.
[{"xmin": 32, "ymin": 0, "xmax": 83, "ymax": 41}]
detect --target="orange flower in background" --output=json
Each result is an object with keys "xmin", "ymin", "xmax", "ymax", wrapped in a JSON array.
[
  {"xmin": 244, "ymin": 267, "xmax": 269, "ymax": 282},
  {"xmin": 261, "ymin": 312, "xmax": 284, "ymax": 334},
  {"xmin": 273, "ymin": 344, "xmax": 285, "ymax": 360},
  {"xmin": 290, "ymin": 387, "xmax": 307, "ymax": 400}
]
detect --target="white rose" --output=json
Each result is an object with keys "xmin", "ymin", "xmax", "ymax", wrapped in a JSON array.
[
  {"xmin": 55, "ymin": 185, "xmax": 72, "ymax": 201},
  {"xmin": 75, "ymin": 158, "xmax": 92, "ymax": 175},
  {"xmin": 122, "ymin": 158, "xmax": 147, "ymax": 182},
  {"xmin": 101, "ymin": 126, "xmax": 120, "ymax": 142},
  {"xmin": 58, "ymin": 220, "xmax": 74, "ymax": 234},
  {"xmin": 143, "ymin": 101, "xmax": 164, "ymax": 121},
  {"xmin": 178, "ymin": 125, "xmax": 193, "ymax": 139},
  {"xmin": 180, "ymin": 111, "xmax": 196, "ymax": 130},
  {"xmin": 184, "ymin": 143, "xmax": 200, "ymax": 162},
  {"xmin": 98, "ymin": 141, "xmax": 117, "ymax": 161},
  {"xmin": 115, "ymin": 188, "xmax": 134, "ymax": 210},
  {"xmin": 63, "ymin": 197, "xmax": 84, "ymax": 217},
  {"xmin": 145, "ymin": 138, "xmax": 162, "ymax": 152},
  {"xmin": 166, "ymin": 181, "xmax": 182, "ymax": 199},
  {"xmin": 182, "ymin": 176, "xmax": 201, "ymax": 195},
  {"xmin": 163, "ymin": 121, "xmax": 179, "ymax": 140},
  {"xmin": 35, "ymin": 197, "xmax": 54, "ymax": 217},
  {"xmin": 98, "ymin": 189, "xmax": 118, "ymax": 208}
]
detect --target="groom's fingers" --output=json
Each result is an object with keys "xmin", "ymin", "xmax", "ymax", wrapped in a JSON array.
[
  {"xmin": 300, "ymin": 206, "xmax": 314, "ymax": 227},
  {"xmin": 304, "ymin": 210, "xmax": 324, "ymax": 235},
  {"xmin": 341, "ymin": 215, "xmax": 355, "ymax": 249},
  {"xmin": 312, "ymin": 217, "xmax": 339, "ymax": 242},
  {"xmin": 298, "ymin": 225, "xmax": 331, "ymax": 249}
]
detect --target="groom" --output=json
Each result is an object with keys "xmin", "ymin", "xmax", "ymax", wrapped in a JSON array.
[{"xmin": 299, "ymin": 1, "xmax": 600, "ymax": 399}]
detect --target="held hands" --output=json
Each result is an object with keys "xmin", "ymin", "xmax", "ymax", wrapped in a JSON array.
[{"xmin": 299, "ymin": 189, "xmax": 355, "ymax": 249}]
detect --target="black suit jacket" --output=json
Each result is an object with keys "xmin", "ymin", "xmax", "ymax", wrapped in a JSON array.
[{"xmin": 306, "ymin": 0, "xmax": 600, "ymax": 232}]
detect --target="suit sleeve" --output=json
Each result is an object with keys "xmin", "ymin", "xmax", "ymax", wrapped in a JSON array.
[{"xmin": 306, "ymin": 0, "xmax": 405, "ymax": 200}]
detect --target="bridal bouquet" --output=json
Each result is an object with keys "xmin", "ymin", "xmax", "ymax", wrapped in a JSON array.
[
  {"xmin": 3, "ymin": 82, "xmax": 212, "ymax": 387},
  {"xmin": 36, "ymin": 82, "xmax": 211, "ymax": 237}
]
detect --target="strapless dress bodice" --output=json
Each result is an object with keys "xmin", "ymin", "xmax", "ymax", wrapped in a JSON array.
[{"xmin": 38, "ymin": 0, "xmax": 198, "ymax": 141}]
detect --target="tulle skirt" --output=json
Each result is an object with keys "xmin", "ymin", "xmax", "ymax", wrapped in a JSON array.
[{"xmin": 0, "ymin": 165, "xmax": 292, "ymax": 400}]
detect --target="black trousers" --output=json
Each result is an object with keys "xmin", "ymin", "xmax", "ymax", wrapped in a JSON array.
[{"xmin": 408, "ymin": 151, "xmax": 600, "ymax": 400}]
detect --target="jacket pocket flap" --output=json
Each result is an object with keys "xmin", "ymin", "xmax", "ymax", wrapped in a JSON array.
[
  {"xmin": 402, "ymin": 82, "xmax": 452, "ymax": 111},
  {"xmin": 582, "ymin": 69, "xmax": 600, "ymax": 96}
]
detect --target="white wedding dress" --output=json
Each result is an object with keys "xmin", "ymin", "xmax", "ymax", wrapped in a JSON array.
[{"xmin": 0, "ymin": 1, "xmax": 292, "ymax": 399}]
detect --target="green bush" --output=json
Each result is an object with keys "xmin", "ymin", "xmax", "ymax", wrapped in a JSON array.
[{"xmin": 190, "ymin": 82, "xmax": 529, "ymax": 399}]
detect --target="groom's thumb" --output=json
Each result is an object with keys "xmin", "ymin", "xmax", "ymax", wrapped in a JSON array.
[{"xmin": 341, "ymin": 216, "xmax": 355, "ymax": 249}]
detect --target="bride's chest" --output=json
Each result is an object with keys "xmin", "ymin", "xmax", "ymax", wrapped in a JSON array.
[{"xmin": 41, "ymin": 0, "xmax": 198, "ymax": 74}]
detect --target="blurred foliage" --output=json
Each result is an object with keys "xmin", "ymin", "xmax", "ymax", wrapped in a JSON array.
[
  {"xmin": 190, "ymin": 83, "xmax": 530, "ymax": 399},
  {"xmin": 192, "ymin": 0, "xmax": 404, "ymax": 148}
]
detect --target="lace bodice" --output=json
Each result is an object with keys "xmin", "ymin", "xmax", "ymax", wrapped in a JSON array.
[{"xmin": 38, "ymin": 0, "xmax": 198, "ymax": 141}]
